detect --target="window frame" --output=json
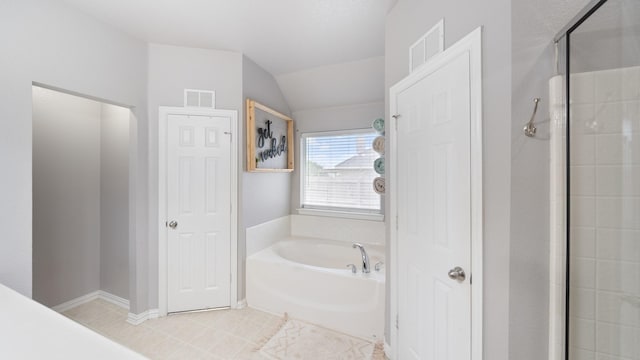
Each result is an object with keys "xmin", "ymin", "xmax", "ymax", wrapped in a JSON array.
[{"xmin": 298, "ymin": 128, "xmax": 384, "ymax": 222}]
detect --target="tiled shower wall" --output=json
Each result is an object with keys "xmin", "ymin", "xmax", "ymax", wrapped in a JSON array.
[{"xmin": 553, "ymin": 65, "xmax": 640, "ymax": 360}]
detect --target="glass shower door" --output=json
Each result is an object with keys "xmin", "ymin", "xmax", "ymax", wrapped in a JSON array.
[{"xmin": 568, "ymin": 0, "xmax": 640, "ymax": 358}]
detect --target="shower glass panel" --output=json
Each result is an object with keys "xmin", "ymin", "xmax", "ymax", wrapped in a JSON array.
[{"xmin": 568, "ymin": 0, "xmax": 640, "ymax": 358}]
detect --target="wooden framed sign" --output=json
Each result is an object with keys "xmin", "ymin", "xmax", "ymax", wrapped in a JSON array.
[{"xmin": 246, "ymin": 99, "xmax": 294, "ymax": 172}]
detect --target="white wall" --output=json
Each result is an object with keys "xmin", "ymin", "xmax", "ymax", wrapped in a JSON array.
[
  {"xmin": 509, "ymin": 19, "xmax": 555, "ymax": 360},
  {"xmin": 100, "ymin": 104, "xmax": 131, "ymax": 299},
  {"xmin": 32, "ymin": 87, "xmax": 131, "ymax": 307},
  {"xmin": 290, "ymin": 215, "xmax": 385, "ymax": 246},
  {"xmin": 0, "ymin": 0, "xmax": 148, "ymax": 313},
  {"xmin": 2, "ymin": 0, "xmax": 386, "ymax": 316},
  {"xmin": 147, "ymin": 50, "xmax": 381, "ymax": 304},
  {"xmin": 147, "ymin": 43, "xmax": 243, "ymax": 307},
  {"xmin": 510, "ymin": 1, "xmax": 591, "ymax": 358},
  {"xmin": 242, "ymin": 55, "xmax": 293, "ymax": 229},
  {"xmin": 385, "ymin": 1, "xmax": 511, "ymax": 358},
  {"xmin": 290, "ymin": 102, "xmax": 385, "ymax": 212},
  {"xmin": 145, "ymin": 47, "xmax": 294, "ymax": 304},
  {"xmin": 32, "ymin": 87, "xmax": 102, "ymax": 307},
  {"xmin": 241, "ymin": 55, "xmax": 293, "ymax": 299}
]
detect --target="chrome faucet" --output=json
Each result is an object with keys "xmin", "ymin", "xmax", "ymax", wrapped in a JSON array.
[{"xmin": 352, "ymin": 243, "xmax": 370, "ymax": 273}]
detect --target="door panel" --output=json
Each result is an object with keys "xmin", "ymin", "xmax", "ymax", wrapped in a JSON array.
[
  {"xmin": 167, "ymin": 114, "xmax": 231, "ymax": 313},
  {"xmin": 397, "ymin": 50, "xmax": 472, "ymax": 359}
]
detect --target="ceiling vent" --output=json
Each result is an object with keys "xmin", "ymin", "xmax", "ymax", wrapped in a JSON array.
[
  {"xmin": 409, "ymin": 19, "xmax": 444, "ymax": 73},
  {"xmin": 184, "ymin": 89, "xmax": 216, "ymax": 109}
]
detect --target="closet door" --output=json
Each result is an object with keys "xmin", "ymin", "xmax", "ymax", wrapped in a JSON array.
[
  {"xmin": 391, "ymin": 28, "xmax": 482, "ymax": 360},
  {"xmin": 166, "ymin": 114, "xmax": 231, "ymax": 313}
]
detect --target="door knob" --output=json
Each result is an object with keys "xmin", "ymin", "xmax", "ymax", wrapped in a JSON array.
[
  {"xmin": 168, "ymin": 220, "xmax": 178, "ymax": 229},
  {"xmin": 448, "ymin": 266, "xmax": 466, "ymax": 281}
]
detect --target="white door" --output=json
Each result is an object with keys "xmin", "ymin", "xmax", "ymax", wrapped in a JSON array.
[
  {"xmin": 167, "ymin": 114, "xmax": 231, "ymax": 313},
  {"xmin": 394, "ymin": 30, "xmax": 481, "ymax": 359}
]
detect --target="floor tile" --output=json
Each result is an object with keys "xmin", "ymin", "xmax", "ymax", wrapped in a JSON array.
[
  {"xmin": 209, "ymin": 333, "xmax": 251, "ymax": 358},
  {"xmin": 62, "ymin": 300, "xmax": 382, "ymax": 359},
  {"xmin": 189, "ymin": 327, "xmax": 224, "ymax": 351},
  {"xmin": 165, "ymin": 344, "xmax": 218, "ymax": 360}
]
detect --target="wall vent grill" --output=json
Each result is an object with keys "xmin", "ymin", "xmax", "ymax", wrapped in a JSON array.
[
  {"xmin": 409, "ymin": 19, "xmax": 444, "ymax": 73},
  {"xmin": 184, "ymin": 89, "xmax": 216, "ymax": 109}
]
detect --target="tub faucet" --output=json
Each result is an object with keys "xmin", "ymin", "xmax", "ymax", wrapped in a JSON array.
[
  {"xmin": 346, "ymin": 264, "xmax": 357, "ymax": 274},
  {"xmin": 352, "ymin": 243, "xmax": 370, "ymax": 273}
]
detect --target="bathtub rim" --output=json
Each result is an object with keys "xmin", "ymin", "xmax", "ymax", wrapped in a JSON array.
[{"xmin": 248, "ymin": 236, "xmax": 386, "ymax": 282}]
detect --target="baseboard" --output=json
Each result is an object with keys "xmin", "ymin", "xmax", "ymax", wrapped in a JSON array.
[
  {"xmin": 53, "ymin": 290, "xmax": 158, "ymax": 327},
  {"xmin": 148, "ymin": 309, "xmax": 159, "ymax": 320},
  {"xmin": 236, "ymin": 298, "xmax": 247, "ymax": 309},
  {"xmin": 52, "ymin": 290, "xmax": 130, "ymax": 313},
  {"xmin": 126, "ymin": 311, "xmax": 147, "ymax": 325},
  {"xmin": 127, "ymin": 308, "xmax": 159, "ymax": 325},
  {"xmin": 52, "ymin": 291, "xmax": 100, "ymax": 313},
  {"xmin": 384, "ymin": 341, "xmax": 392, "ymax": 360},
  {"xmin": 98, "ymin": 290, "xmax": 129, "ymax": 310}
]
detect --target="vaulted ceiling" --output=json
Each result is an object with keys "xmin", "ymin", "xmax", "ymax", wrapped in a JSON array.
[{"xmin": 60, "ymin": 0, "xmax": 397, "ymax": 75}]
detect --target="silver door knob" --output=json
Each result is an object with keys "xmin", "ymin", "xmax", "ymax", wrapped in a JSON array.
[
  {"xmin": 168, "ymin": 220, "xmax": 178, "ymax": 229},
  {"xmin": 448, "ymin": 266, "xmax": 466, "ymax": 281}
]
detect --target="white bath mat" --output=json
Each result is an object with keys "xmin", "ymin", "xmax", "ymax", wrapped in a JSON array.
[{"xmin": 256, "ymin": 316, "xmax": 384, "ymax": 360}]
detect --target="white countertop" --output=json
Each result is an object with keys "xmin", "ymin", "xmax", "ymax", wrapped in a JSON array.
[{"xmin": 0, "ymin": 283, "xmax": 146, "ymax": 359}]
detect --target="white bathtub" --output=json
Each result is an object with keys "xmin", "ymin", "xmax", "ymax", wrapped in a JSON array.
[{"xmin": 246, "ymin": 237, "xmax": 385, "ymax": 340}]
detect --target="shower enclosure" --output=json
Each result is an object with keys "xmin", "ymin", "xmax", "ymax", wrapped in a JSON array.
[{"xmin": 552, "ymin": 0, "xmax": 640, "ymax": 358}]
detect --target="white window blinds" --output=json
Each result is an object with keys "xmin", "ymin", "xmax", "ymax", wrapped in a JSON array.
[{"xmin": 301, "ymin": 130, "xmax": 381, "ymax": 213}]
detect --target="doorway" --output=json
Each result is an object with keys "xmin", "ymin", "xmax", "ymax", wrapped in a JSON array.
[
  {"xmin": 389, "ymin": 28, "xmax": 483, "ymax": 359},
  {"xmin": 32, "ymin": 85, "xmax": 131, "ymax": 310},
  {"xmin": 158, "ymin": 107, "xmax": 239, "ymax": 315}
]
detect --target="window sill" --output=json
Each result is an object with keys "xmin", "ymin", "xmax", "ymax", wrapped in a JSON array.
[{"xmin": 297, "ymin": 208, "xmax": 384, "ymax": 222}]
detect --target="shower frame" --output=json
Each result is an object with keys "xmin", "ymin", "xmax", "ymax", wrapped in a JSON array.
[{"xmin": 554, "ymin": 0, "xmax": 617, "ymax": 358}]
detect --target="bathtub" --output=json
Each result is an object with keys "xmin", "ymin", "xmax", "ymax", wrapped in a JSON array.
[{"xmin": 246, "ymin": 237, "xmax": 385, "ymax": 340}]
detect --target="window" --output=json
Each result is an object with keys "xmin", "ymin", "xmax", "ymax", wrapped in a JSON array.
[{"xmin": 300, "ymin": 129, "xmax": 382, "ymax": 218}]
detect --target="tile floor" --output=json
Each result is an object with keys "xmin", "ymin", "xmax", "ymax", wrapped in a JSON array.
[{"xmin": 63, "ymin": 299, "xmax": 379, "ymax": 360}]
